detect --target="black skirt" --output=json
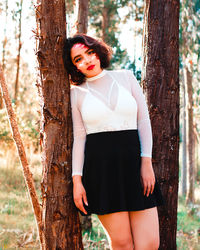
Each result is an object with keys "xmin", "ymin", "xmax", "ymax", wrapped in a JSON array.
[{"xmin": 81, "ymin": 130, "xmax": 163, "ymax": 216}]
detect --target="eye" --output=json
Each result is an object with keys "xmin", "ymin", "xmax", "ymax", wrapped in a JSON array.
[
  {"xmin": 88, "ymin": 50, "xmax": 95, "ymax": 55},
  {"xmin": 74, "ymin": 57, "xmax": 81, "ymax": 63}
]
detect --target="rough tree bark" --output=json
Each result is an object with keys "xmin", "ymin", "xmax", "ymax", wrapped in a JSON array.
[
  {"xmin": 14, "ymin": 0, "xmax": 23, "ymax": 105},
  {"xmin": 35, "ymin": 0, "xmax": 83, "ymax": 249},
  {"xmin": 0, "ymin": 63, "xmax": 43, "ymax": 246},
  {"xmin": 184, "ymin": 64, "xmax": 195, "ymax": 203},
  {"xmin": 142, "ymin": 1, "xmax": 179, "ymax": 249},
  {"xmin": 75, "ymin": 0, "xmax": 89, "ymax": 33}
]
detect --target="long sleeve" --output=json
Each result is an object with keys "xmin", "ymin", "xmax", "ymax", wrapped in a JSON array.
[
  {"xmin": 71, "ymin": 87, "xmax": 86, "ymax": 176},
  {"xmin": 125, "ymin": 70, "xmax": 153, "ymax": 157}
]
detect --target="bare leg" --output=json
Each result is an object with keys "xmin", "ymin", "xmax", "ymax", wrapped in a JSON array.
[
  {"xmin": 98, "ymin": 211, "xmax": 134, "ymax": 250},
  {"xmin": 129, "ymin": 207, "xmax": 160, "ymax": 250}
]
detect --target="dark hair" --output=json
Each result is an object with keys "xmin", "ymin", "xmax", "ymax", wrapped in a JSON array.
[{"xmin": 63, "ymin": 34, "xmax": 112, "ymax": 85}]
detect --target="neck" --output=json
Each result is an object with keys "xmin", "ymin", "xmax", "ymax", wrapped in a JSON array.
[{"xmin": 86, "ymin": 69, "xmax": 106, "ymax": 81}]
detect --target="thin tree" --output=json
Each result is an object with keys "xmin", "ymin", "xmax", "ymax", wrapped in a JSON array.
[
  {"xmin": 14, "ymin": 0, "xmax": 23, "ymax": 105},
  {"xmin": 142, "ymin": 1, "xmax": 179, "ymax": 249},
  {"xmin": 89, "ymin": 0, "xmax": 130, "ymax": 67},
  {"xmin": 180, "ymin": 0, "xmax": 200, "ymax": 203},
  {"xmin": 184, "ymin": 61, "xmax": 195, "ymax": 203},
  {"xmin": 35, "ymin": 0, "xmax": 83, "ymax": 248},
  {"xmin": 0, "ymin": 63, "xmax": 43, "ymax": 246},
  {"xmin": 181, "ymin": 69, "xmax": 187, "ymax": 196},
  {"xmin": 75, "ymin": 0, "xmax": 89, "ymax": 33}
]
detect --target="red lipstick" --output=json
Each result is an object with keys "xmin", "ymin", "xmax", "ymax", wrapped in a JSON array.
[{"xmin": 87, "ymin": 65, "xmax": 95, "ymax": 70}]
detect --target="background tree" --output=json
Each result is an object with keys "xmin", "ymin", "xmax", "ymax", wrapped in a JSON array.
[
  {"xmin": 89, "ymin": 0, "xmax": 131, "ymax": 68},
  {"xmin": 75, "ymin": 0, "xmax": 89, "ymax": 33},
  {"xmin": 35, "ymin": 0, "xmax": 83, "ymax": 248},
  {"xmin": 181, "ymin": 68, "xmax": 187, "ymax": 196},
  {"xmin": 180, "ymin": 0, "xmax": 200, "ymax": 203},
  {"xmin": 14, "ymin": 0, "xmax": 23, "ymax": 105},
  {"xmin": 0, "ymin": 62, "xmax": 43, "ymax": 247},
  {"xmin": 142, "ymin": 0, "xmax": 179, "ymax": 249}
]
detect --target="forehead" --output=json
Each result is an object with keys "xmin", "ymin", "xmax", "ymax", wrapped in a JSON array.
[{"xmin": 71, "ymin": 43, "xmax": 90, "ymax": 59}]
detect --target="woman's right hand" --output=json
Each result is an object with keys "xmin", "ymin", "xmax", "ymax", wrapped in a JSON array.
[{"xmin": 73, "ymin": 176, "xmax": 88, "ymax": 215}]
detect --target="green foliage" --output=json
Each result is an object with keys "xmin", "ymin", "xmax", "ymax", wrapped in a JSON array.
[
  {"xmin": 82, "ymin": 215, "xmax": 109, "ymax": 249},
  {"xmin": 88, "ymin": 0, "xmax": 131, "ymax": 68},
  {"xmin": 177, "ymin": 196, "xmax": 200, "ymax": 250},
  {"xmin": 0, "ymin": 110, "xmax": 12, "ymax": 142},
  {"xmin": 0, "ymin": 106, "xmax": 40, "ymax": 150},
  {"xmin": 0, "ymin": 160, "xmax": 41, "ymax": 249},
  {"xmin": 180, "ymin": 0, "xmax": 200, "ymax": 60},
  {"xmin": 127, "ymin": 58, "xmax": 141, "ymax": 81},
  {"xmin": 65, "ymin": 0, "xmax": 74, "ymax": 14}
]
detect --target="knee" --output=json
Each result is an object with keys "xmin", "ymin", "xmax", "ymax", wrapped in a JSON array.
[
  {"xmin": 135, "ymin": 236, "xmax": 160, "ymax": 250},
  {"xmin": 111, "ymin": 236, "xmax": 133, "ymax": 250},
  {"xmin": 148, "ymin": 237, "xmax": 160, "ymax": 250}
]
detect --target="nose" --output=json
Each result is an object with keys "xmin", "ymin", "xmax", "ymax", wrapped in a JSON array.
[{"xmin": 84, "ymin": 54, "xmax": 91, "ymax": 64}]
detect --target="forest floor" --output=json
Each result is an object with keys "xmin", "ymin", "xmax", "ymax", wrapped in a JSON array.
[{"xmin": 0, "ymin": 149, "xmax": 200, "ymax": 249}]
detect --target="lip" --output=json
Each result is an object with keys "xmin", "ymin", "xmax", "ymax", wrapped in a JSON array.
[{"xmin": 87, "ymin": 65, "xmax": 95, "ymax": 70}]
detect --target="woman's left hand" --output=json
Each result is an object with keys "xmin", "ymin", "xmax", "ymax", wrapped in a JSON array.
[{"xmin": 140, "ymin": 157, "xmax": 155, "ymax": 197}]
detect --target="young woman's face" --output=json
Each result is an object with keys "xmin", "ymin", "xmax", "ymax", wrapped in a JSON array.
[{"xmin": 71, "ymin": 43, "xmax": 102, "ymax": 78}]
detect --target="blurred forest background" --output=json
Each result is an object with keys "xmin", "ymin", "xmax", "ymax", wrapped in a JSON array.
[{"xmin": 0, "ymin": 0, "xmax": 200, "ymax": 249}]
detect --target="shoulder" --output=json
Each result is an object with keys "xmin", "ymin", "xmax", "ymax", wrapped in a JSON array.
[
  {"xmin": 106, "ymin": 69, "xmax": 128, "ymax": 76},
  {"xmin": 70, "ymin": 84, "xmax": 87, "ymax": 94},
  {"xmin": 70, "ymin": 84, "xmax": 88, "ymax": 106},
  {"xmin": 107, "ymin": 69, "xmax": 138, "ymax": 85},
  {"xmin": 107, "ymin": 69, "xmax": 136, "ymax": 79}
]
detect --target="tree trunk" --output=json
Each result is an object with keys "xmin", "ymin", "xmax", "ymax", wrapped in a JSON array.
[
  {"xmin": 14, "ymin": 0, "xmax": 23, "ymax": 105},
  {"xmin": 102, "ymin": 0, "xmax": 109, "ymax": 42},
  {"xmin": 142, "ymin": 1, "xmax": 179, "ymax": 249},
  {"xmin": 0, "ymin": 63, "xmax": 43, "ymax": 246},
  {"xmin": 182, "ymin": 70, "xmax": 187, "ymax": 196},
  {"xmin": 35, "ymin": 0, "xmax": 83, "ymax": 249},
  {"xmin": 0, "ymin": 92, "xmax": 3, "ymax": 109},
  {"xmin": 76, "ymin": 0, "xmax": 89, "ymax": 34},
  {"xmin": 184, "ymin": 64, "xmax": 195, "ymax": 203}
]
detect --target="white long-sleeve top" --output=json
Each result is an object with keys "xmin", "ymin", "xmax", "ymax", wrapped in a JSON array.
[{"xmin": 71, "ymin": 69, "xmax": 153, "ymax": 176}]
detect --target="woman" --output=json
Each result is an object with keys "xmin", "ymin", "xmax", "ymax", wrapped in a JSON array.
[{"xmin": 63, "ymin": 34, "xmax": 163, "ymax": 250}]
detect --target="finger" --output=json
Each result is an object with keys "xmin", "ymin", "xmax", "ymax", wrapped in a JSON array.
[
  {"xmin": 147, "ymin": 180, "xmax": 153, "ymax": 197},
  {"xmin": 83, "ymin": 192, "xmax": 88, "ymax": 206},
  {"xmin": 78, "ymin": 200, "xmax": 88, "ymax": 215},
  {"xmin": 74, "ymin": 197, "xmax": 87, "ymax": 215},
  {"xmin": 146, "ymin": 184, "xmax": 151, "ymax": 197}
]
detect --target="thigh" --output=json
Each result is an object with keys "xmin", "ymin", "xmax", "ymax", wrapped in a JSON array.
[
  {"xmin": 98, "ymin": 211, "xmax": 133, "ymax": 244},
  {"xmin": 129, "ymin": 207, "xmax": 160, "ymax": 250}
]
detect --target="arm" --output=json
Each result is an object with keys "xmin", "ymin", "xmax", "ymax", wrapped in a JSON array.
[
  {"xmin": 71, "ymin": 87, "xmax": 88, "ymax": 214},
  {"xmin": 125, "ymin": 70, "xmax": 152, "ymax": 158},
  {"xmin": 125, "ymin": 70, "xmax": 155, "ymax": 196}
]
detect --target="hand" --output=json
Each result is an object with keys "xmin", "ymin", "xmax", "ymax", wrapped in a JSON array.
[
  {"xmin": 73, "ymin": 176, "xmax": 88, "ymax": 215},
  {"xmin": 140, "ymin": 157, "xmax": 155, "ymax": 197}
]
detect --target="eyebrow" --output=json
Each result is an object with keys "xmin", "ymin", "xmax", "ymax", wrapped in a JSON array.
[{"xmin": 73, "ymin": 48, "xmax": 92, "ymax": 61}]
